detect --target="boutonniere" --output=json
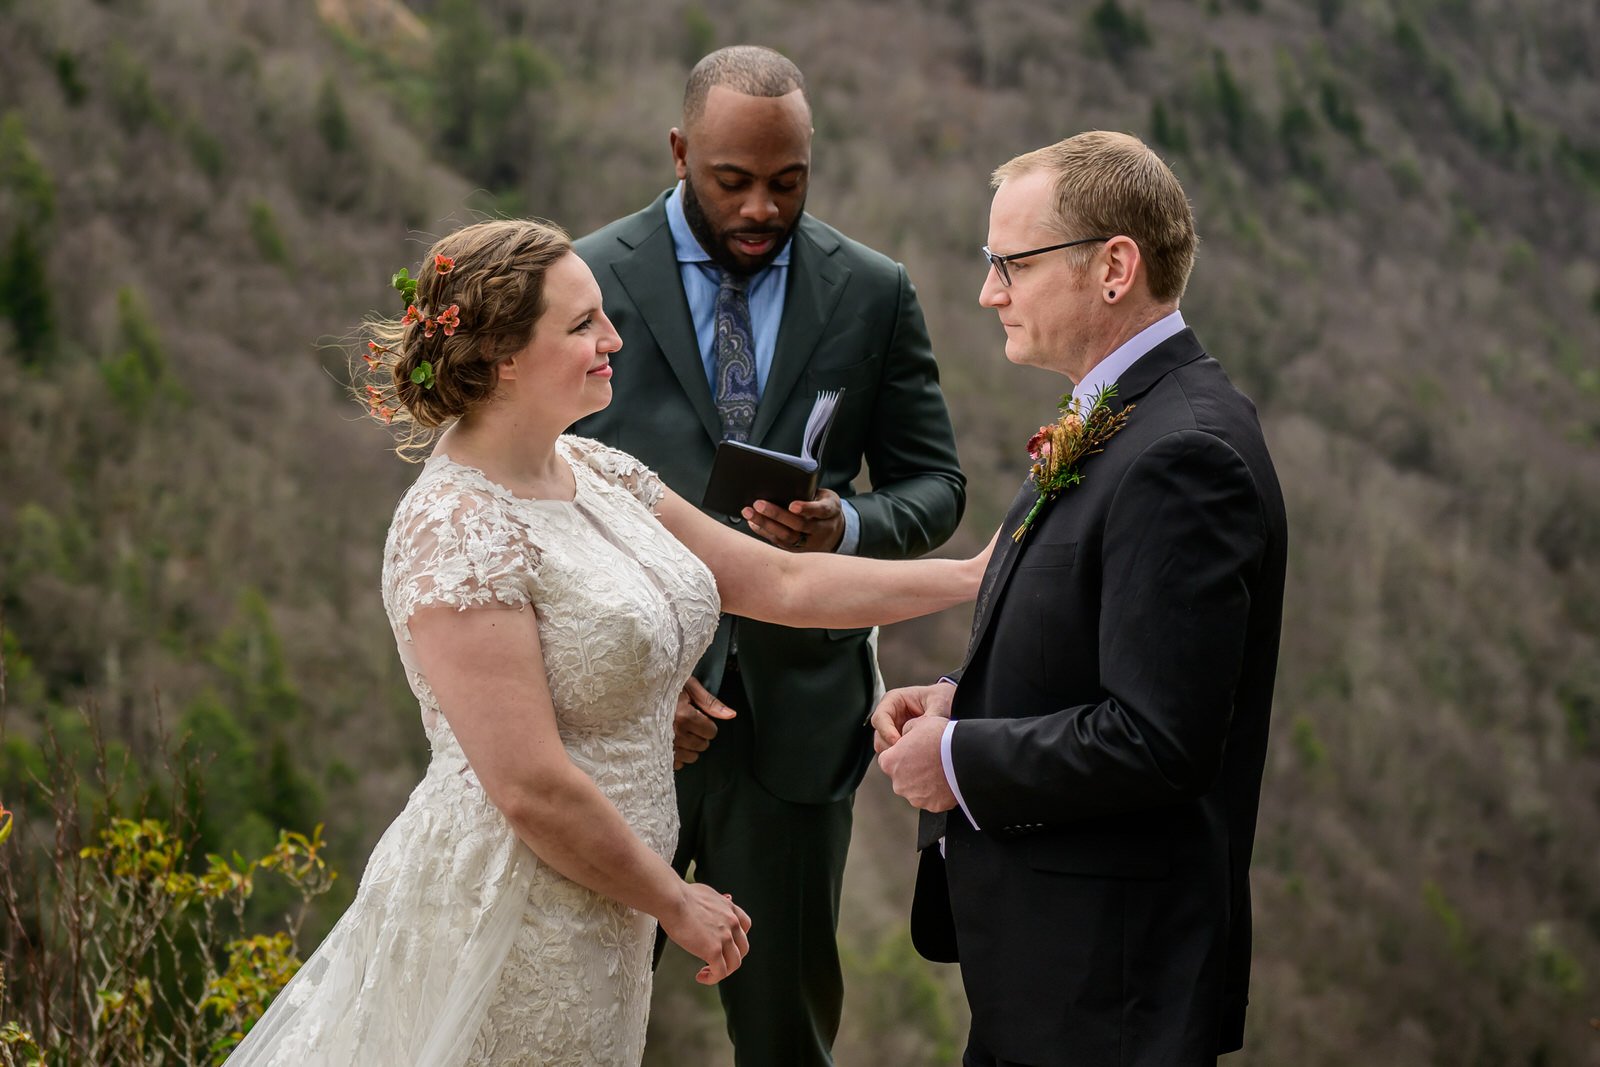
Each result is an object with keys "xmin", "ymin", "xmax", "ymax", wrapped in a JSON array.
[{"xmin": 1011, "ymin": 383, "xmax": 1133, "ymax": 543}]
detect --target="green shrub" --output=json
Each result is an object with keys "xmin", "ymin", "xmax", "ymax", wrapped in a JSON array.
[
  {"xmin": 0, "ymin": 114, "xmax": 54, "ymax": 365},
  {"xmin": 1318, "ymin": 78, "xmax": 1363, "ymax": 143},
  {"xmin": 427, "ymin": 0, "xmax": 558, "ymax": 192},
  {"xmin": 0, "ymin": 758, "xmax": 335, "ymax": 1066},
  {"xmin": 53, "ymin": 51, "xmax": 88, "ymax": 106},
  {"xmin": 1526, "ymin": 923, "xmax": 1585, "ymax": 998},
  {"xmin": 843, "ymin": 932, "xmax": 959, "ymax": 1062},
  {"xmin": 1205, "ymin": 51, "xmax": 1262, "ymax": 160},
  {"xmin": 1088, "ymin": 0, "xmax": 1152, "ymax": 62},
  {"xmin": 1555, "ymin": 134, "xmax": 1600, "ymax": 193},
  {"xmin": 1423, "ymin": 879, "xmax": 1471, "ymax": 962},
  {"xmin": 1291, "ymin": 713, "xmax": 1326, "ymax": 769},
  {"xmin": 0, "ymin": 112, "xmax": 56, "ymax": 222},
  {"xmin": 186, "ymin": 120, "xmax": 227, "ymax": 182},
  {"xmin": 1559, "ymin": 677, "xmax": 1598, "ymax": 753},
  {"xmin": 0, "ymin": 225, "xmax": 56, "ymax": 365},
  {"xmin": 248, "ymin": 199, "xmax": 289, "ymax": 267},
  {"xmin": 99, "ymin": 284, "xmax": 189, "ymax": 411},
  {"xmin": 315, "ymin": 75, "xmax": 353, "ymax": 155},
  {"xmin": 680, "ymin": 5, "xmax": 716, "ymax": 67},
  {"xmin": 10, "ymin": 503, "xmax": 74, "ymax": 581},
  {"xmin": 1389, "ymin": 155, "xmax": 1423, "ymax": 198},
  {"xmin": 1278, "ymin": 100, "xmax": 1324, "ymax": 180},
  {"xmin": 1150, "ymin": 99, "xmax": 1189, "ymax": 153},
  {"xmin": 106, "ymin": 41, "xmax": 172, "ymax": 133}
]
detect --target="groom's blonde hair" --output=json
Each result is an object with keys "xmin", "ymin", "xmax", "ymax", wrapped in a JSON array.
[{"xmin": 993, "ymin": 131, "xmax": 1197, "ymax": 303}]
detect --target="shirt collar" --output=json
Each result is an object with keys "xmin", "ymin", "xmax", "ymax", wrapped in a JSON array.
[
  {"xmin": 1072, "ymin": 308, "xmax": 1186, "ymax": 413},
  {"xmin": 665, "ymin": 182, "xmax": 793, "ymax": 270}
]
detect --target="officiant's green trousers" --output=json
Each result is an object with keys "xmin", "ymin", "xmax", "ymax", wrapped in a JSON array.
[{"xmin": 668, "ymin": 662, "xmax": 855, "ymax": 1067}]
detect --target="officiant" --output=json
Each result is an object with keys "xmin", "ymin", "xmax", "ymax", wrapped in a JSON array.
[{"xmin": 570, "ymin": 45, "xmax": 965, "ymax": 1066}]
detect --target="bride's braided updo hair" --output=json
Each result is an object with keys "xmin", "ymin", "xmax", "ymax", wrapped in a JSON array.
[{"xmin": 356, "ymin": 219, "xmax": 572, "ymax": 459}]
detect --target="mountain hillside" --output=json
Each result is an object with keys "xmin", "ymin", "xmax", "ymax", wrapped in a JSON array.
[{"xmin": 1, "ymin": 0, "xmax": 1597, "ymax": 1063}]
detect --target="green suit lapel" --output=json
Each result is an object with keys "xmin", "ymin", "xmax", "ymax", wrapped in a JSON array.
[
  {"xmin": 609, "ymin": 205, "xmax": 724, "ymax": 445},
  {"xmin": 749, "ymin": 218, "xmax": 849, "ymax": 447}
]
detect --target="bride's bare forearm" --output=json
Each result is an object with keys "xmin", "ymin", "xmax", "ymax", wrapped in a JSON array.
[
  {"xmin": 496, "ymin": 767, "xmax": 681, "ymax": 920},
  {"xmin": 656, "ymin": 486, "xmax": 989, "ymax": 630},
  {"xmin": 738, "ymin": 553, "xmax": 981, "ymax": 629}
]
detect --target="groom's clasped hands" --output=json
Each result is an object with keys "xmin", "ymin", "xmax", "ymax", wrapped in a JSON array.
[
  {"xmin": 872, "ymin": 682, "xmax": 958, "ymax": 813},
  {"xmin": 872, "ymin": 526, "xmax": 998, "ymax": 813}
]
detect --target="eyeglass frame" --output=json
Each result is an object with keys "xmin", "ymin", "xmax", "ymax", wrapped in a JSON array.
[{"xmin": 981, "ymin": 236, "xmax": 1112, "ymax": 286}]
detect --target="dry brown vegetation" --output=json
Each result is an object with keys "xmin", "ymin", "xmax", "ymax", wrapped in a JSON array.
[{"xmin": 1, "ymin": 0, "xmax": 1597, "ymax": 1063}]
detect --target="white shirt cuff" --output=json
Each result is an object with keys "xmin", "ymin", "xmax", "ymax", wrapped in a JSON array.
[
  {"xmin": 836, "ymin": 499, "xmax": 862, "ymax": 555},
  {"xmin": 940, "ymin": 719, "xmax": 980, "ymax": 831}
]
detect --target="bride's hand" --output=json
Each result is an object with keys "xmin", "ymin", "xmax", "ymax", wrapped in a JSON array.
[
  {"xmin": 660, "ymin": 882, "xmax": 752, "ymax": 985},
  {"xmin": 870, "ymin": 681, "xmax": 955, "ymax": 753}
]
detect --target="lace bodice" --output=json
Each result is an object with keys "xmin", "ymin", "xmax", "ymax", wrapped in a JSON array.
[{"xmin": 380, "ymin": 435, "xmax": 719, "ymax": 841}]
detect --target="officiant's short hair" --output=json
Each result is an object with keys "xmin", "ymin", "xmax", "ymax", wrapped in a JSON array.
[
  {"xmin": 993, "ymin": 132, "xmax": 1197, "ymax": 303},
  {"xmin": 683, "ymin": 46, "xmax": 809, "ymax": 127}
]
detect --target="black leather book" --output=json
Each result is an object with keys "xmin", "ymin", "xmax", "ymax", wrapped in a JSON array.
[{"xmin": 701, "ymin": 389, "xmax": 842, "ymax": 516}]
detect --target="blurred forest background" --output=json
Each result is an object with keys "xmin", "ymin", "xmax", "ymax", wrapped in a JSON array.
[{"xmin": 1, "ymin": 0, "xmax": 1598, "ymax": 1063}]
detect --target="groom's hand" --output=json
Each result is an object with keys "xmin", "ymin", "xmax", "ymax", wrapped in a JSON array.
[
  {"xmin": 741, "ymin": 488, "xmax": 845, "ymax": 553},
  {"xmin": 870, "ymin": 681, "xmax": 955, "ymax": 753},
  {"xmin": 673, "ymin": 678, "xmax": 735, "ymax": 770},
  {"xmin": 877, "ymin": 715, "xmax": 957, "ymax": 812}
]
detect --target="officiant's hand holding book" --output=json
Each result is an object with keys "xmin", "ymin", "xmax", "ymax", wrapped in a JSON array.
[{"xmin": 701, "ymin": 389, "xmax": 842, "ymax": 519}]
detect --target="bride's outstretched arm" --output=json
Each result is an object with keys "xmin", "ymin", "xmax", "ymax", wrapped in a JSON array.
[
  {"xmin": 408, "ymin": 604, "xmax": 751, "ymax": 985},
  {"xmin": 656, "ymin": 488, "xmax": 995, "ymax": 629}
]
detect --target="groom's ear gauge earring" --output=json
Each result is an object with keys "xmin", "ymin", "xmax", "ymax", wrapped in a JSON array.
[{"xmin": 1107, "ymin": 290, "xmax": 1116, "ymax": 299}]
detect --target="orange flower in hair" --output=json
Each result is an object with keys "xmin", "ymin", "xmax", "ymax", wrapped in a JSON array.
[
  {"xmin": 435, "ymin": 305, "xmax": 461, "ymax": 336},
  {"xmin": 402, "ymin": 304, "xmax": 424, "ymax": 327},
  {"xmin": 434, "ymin": 255, "xmax": 455, "ymax": 274}
]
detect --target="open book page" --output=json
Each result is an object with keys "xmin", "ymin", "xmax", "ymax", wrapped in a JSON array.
[
  {"xmin": 800, "ymin": 389, "xmax": 842, "ymax": 468},
  {"xmin": 714, "ymin": 389, "xmax": 842, "ymax": 471}
]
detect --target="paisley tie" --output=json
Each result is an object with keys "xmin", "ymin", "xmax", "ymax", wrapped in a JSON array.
[{"xmin": 713, "ymin": 269, "xmax": 759, "ymax": 442}]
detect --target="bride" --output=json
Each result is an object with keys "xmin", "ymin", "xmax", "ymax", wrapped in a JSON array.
[{"xmin": 224, "ymin": 219, "xmax": 986, "ymax": 1065}]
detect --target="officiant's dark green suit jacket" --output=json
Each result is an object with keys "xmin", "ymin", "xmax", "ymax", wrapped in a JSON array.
[{"xmin": 572, "ymin": 192, "xmax": 966, "ymax": 804}]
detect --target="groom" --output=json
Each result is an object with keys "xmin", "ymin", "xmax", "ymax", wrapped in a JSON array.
[{"xmin": 874, "ymin": 132, "xmax": 1288, "ymax": 1066}]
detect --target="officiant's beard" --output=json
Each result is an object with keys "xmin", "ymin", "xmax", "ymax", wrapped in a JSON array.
[{"xmin": 682, "ymin": 176, "xmax": 803, "ymax": 277}]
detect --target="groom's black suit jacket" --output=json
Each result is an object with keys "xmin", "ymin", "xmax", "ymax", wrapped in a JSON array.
[{"xmin": 914, "ymin": 329, "xmax": 1287, "ymax": 1066}]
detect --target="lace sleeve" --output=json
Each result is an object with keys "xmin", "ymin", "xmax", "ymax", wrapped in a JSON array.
[
  {"xmin": 563, "ymin": 435, "xmax": 665, "ymax": 511},
  {"xmin": 382, "ymin": 483, "xmax": 536, "ymax": 637}
]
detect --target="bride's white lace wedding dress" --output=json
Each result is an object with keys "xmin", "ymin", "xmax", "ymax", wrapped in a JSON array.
[{"xmin": 225, "ymin": 436, "xmax": 721, "ymax": 1066}]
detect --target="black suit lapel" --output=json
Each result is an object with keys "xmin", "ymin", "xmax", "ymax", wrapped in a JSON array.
[
  {"xmin": 958, "ymin": 479, "xmax": 1039, "ymax": 676},
  {"xmin": 1105, "ymin": 327, "xmax": 1206, "ymax": 413},
  {"xmin": 749, "ymin": 219, "xmax": 848, "ymax": 447},
  {"xmin": 609, "ymin": 211, "xmax": 723, "ymax": 446},
  {"xmin": 958, "ymin": 328, "xmax": 1208, "ymax": 678}
]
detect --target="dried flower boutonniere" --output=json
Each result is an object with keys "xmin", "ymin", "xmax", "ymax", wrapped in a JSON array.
[{"xmin": 1011, "ymin": 383, "xmax": 1133, "ymax": 542}]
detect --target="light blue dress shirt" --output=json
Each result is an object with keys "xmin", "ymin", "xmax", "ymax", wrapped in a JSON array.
[{"xmin": 665, "ymin": 184, "xmax": 862, "ymax": 553}]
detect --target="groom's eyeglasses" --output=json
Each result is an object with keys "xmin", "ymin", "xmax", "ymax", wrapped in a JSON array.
[{"xmin": 981, "ymin": 237, "xmax": 1111, "ymax": 286}]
